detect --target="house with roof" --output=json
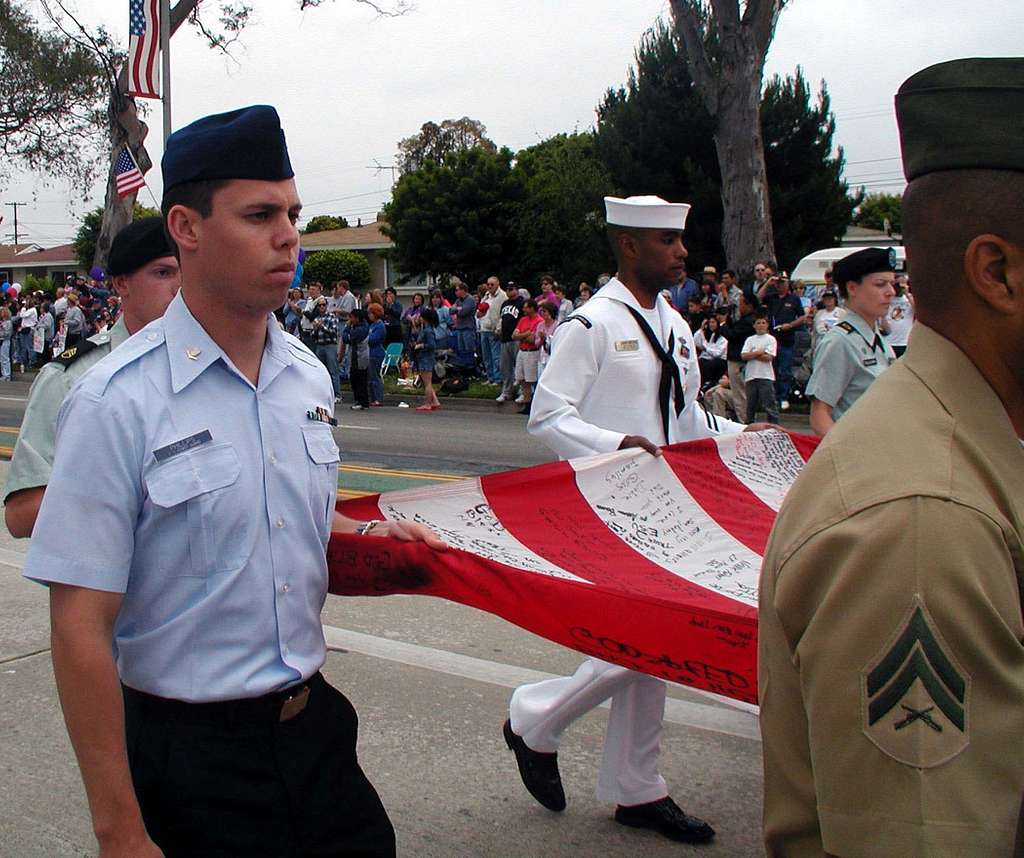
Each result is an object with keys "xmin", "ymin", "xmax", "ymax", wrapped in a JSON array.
[
  {"xmin": 299, "ymin": 216, "xmax": 396, "ymax": 295},
  {"xmin": 0, "ymin": 243, "xmax": 82, "ymax": 287}
]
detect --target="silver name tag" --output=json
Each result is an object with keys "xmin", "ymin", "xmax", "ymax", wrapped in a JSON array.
[{"xmin": 614, "ymin": 339, "xmax": 639, "ymax": 352}]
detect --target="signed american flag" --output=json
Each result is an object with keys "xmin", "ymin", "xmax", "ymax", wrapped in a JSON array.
[
  {"xmin": 329, "ymin": 430, "xmax": 818, "ymax": 706},
  {"xmin": 127, "ymin": 0, "xmax": 160, "ymax": 99}
]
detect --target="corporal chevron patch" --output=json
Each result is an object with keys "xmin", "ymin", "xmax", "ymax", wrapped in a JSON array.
[{"xmin": 861, "ymin": 596, "xmax": 970, "ymax": 768}]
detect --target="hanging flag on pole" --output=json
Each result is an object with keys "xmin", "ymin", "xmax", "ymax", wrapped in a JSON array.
[
  {"xmin": 115, "ymin": 147, "xmax": 146, "ymax": 198},
  {"xmin": 127, "ymin": 0, "xmax": 161, "ymax": 98}
]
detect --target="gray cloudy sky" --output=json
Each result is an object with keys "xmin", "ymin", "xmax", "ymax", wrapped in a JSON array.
[{"xmin": 7, "ymin": 0, "xmax": 1023, "ymax": 248}]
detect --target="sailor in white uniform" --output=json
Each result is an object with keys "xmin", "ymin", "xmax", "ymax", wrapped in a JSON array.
[{"xmin": 503, "ymin": 195, "xmax": 768, "ymax": 844}]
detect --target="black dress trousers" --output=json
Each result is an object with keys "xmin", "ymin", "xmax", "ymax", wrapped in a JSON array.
[{"xmin": 124, "ymin": 673, "xmax": 395, "ymax": 858}]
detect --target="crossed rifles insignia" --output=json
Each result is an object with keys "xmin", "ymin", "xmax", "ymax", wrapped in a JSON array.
[{"xmin": 861, "ymin": 597, "xmax": 971, "ymax": 768}]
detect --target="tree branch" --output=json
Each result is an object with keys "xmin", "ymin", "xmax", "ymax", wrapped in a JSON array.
[
  {"xmin": 742, "ymin": 0, "xmax": 786, "ymax": 66},
  {"xmin": 298, "ymin": 0, "xmax": 414, "ymax": 17},
  {"xmin": 668, "ymin": 0, "xmax": 719, "ymax": 116}
]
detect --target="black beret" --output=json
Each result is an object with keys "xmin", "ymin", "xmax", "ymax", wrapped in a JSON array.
[
  {"xmin": 161, "ymin": 105, "xmax": 294, "ymax": 193},
  {"xmin": 106, "ymin": 218, "xmax": 176, "ymax": 277},
  {"xmin": 896, "ymin": 58, "xmax": 1024, "ymax": 182},
  {"xmin": 832, "ymin": 248, "xmax": 896, "ymax": 287}
]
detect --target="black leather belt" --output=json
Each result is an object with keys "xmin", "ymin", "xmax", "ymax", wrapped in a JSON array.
[{"xmin": 123, "ymin": 672, "xmax": 321, "ymax": 725}]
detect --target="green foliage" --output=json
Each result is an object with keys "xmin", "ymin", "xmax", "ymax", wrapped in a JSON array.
[
  {"xmin": 853, "ymin": 192, "xmax": 902, "ymax": 234},
  {"xmin": 23, "ymin": 273, "xmax": 52, "ymax": 296},
  {"xmin": 73, "ymin": 204, "xmax": 160, "ymax": 270},
  {"xmin": 397, "ymin": 118, "xmax": 497, "ymax": 174},
  {"xmin": 0, "ymin": 0, "xmax": 111, "ymax": 190},
  {"xmin": 594, "ymin": 23, "xmax": 857, "ymax": 271},
  {"xmin": 382, "ymin": 147, "xmax": 522, "ymax": 285},
  {"xmin": 301, "ymin": 214, "xmax": 349, "ymax": 234},
  {"xmin": 511, "ymin": 133, "xmax": 615, "ymax": 288},
  {"xmin": 302, "ymin": 249, "xmax": 371, "ymax": 292},
  {"xmin": 761, "ymin": 68, "xmax": 857, "ymax": 271}
]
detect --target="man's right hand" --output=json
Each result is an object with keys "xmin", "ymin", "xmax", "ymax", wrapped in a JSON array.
[{"xmin": 619, "ymin": 435, "xmax": 661, "ymax": 456}]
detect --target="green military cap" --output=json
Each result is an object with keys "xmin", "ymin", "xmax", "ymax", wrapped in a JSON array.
[{"xmin": 896, "ymin": 58, "xmax": 1024, "ymax": 181}]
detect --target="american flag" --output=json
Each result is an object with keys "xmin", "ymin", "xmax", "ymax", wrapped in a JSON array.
[
  {"xmin": 115, "ymin": 147, "xmax": 146, "ymax": 198},
  {"xmin": 127, "ymin": 0, "xmax": 160, "ymax": 98}
]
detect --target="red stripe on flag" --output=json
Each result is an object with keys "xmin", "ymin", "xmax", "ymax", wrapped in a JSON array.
[
  {"xmin": 145, "ymin": 0, "xmax": 159, "ymax": 95},
  {"xmin": 481, "ymin": 460, "xmax": 754, "ymax": 619},
  {"xmin": 662, "ymin": 438, "xmax": 775, "ymax": 555}
]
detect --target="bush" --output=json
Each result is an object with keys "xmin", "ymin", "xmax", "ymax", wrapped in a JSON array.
[
  {"xmin": 23, "ymin": 273, "xmax": 54, "ymax": 297},
  {"xmin": 302, "ymin": 249, "xmax": 371, "ymax": 293}
]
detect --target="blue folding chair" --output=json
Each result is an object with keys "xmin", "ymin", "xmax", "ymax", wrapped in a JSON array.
[{"xmin": 380, "ymin": 342, "xmax": 403, "ymax": 375}]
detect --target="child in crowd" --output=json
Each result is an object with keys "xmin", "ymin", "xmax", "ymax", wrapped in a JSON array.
[
  {"xmin": 741, "ymin": 313, "xmax": 780, "ymax": 424},
  {"xmin": 412, "ymin": 308, "xmax": 441, "ymax": 412}
]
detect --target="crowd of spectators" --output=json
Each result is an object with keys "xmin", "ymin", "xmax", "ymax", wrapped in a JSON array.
[{"xmin": 0, "ymin": 273, "xmax": 122, "ymax": 380}]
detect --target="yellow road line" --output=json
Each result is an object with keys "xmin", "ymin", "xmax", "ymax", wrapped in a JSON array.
[
  {"xmin": 0, "ymin": 426, "xmax": 20, "ymax": 434},
  {"xmin": 0, "ymin": 445, "xmax": 12, "ymax": 457},
  {"xmin": 339, "ymin": 464, "xmax": 462, "ymax": 482},
  {"xmin": 337, "ymin": 489, "xmax": 373, "ymax": 498}
]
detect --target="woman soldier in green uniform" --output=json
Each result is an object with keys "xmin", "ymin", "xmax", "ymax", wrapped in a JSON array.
[{"xmin": 806, "ymin": 247, "xmax": 898, "ymax": 436}]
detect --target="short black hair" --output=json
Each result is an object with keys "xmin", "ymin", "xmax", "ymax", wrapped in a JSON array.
[
  {"xmin": 160, "ymin": 179, "xmax": 230, "ymax": 220},
  {"xmin": 723, "ymin": 269, "xmax": 737, "ymax": 279},
  {"xmin": 420, "ymin": 307, "xmax": 439, "ymax": 326}
]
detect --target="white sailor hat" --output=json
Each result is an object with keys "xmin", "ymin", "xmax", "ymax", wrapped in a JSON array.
[{"xmin": 604, "ymin": 195, "xmax": 690, "ymax": 230}]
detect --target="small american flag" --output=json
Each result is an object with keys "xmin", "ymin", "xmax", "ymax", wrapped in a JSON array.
[
  {"xmin": 115, "ymin": 147, "xmax": 146, "ymax": 198},
  {"xmin": 127, "ymin": 0, "xmax": 160, "ymax": 98}
]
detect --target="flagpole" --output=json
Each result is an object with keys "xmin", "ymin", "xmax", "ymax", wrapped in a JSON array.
[{"xmin": 160, "ymin": 0, "xmax": 171, "ymax": 144}]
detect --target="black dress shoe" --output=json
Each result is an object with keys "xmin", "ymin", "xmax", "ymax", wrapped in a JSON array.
[
  {"xmin": 502, "ymin": 719, "xmax": 566, "ymax": 812},
  {"xmin": 614, "ymin": 796, "xmax": 715, "ymax": 843}
]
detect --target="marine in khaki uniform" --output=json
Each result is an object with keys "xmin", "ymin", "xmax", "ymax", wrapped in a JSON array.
[
  {"xmin": 4, "ymin": 218, "xmax": 180, "ymax": 537},
  {"xmin": 759, "ymin": 58, "xmax": 1024, "ymax": 857}
]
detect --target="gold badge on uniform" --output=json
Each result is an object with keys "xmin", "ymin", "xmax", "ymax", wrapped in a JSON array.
[
  {"xmin": 614, "ymin": 339, "xmax": 639, "ymax": 352},
  {"xmin": 861, "ymin": 596, "xmax": 970, "ymax": 768}
]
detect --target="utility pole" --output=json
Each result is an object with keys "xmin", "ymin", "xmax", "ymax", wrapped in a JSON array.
[
  {"xmin": 160, "ymin": 0, "xmax": 172, "ymax": 143},
  {"xmin": 5, "ymin": 203, "xmax": 27, "ymax": 246}
]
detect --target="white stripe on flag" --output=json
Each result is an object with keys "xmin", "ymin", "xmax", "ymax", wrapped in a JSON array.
[
  {"xmin": 713, "ymin": 430, "xmax": 806, "ymax": 512},
  {"xmin": 376, "ymin": 478, "xmax": 588, "ymax": 582},
  {"xmin": 570, "ymin": 450, "xmax": 762, "ymax": 606}
]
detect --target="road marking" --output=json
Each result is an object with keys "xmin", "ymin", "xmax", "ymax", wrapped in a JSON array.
[
  {"xmin": 323, "ymin": 625, "xmax": 761, "ymax": 741},
  {"xmin": 0, "ymin": 396, "xmax": 27, "ymax": 403},
  {"xmin": 0, "ymin": 547, "xmax": 759, "ymax": 740}
]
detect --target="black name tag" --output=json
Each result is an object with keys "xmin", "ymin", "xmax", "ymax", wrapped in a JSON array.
[
  {"xmin": 153, "ymin": 429, "xmax": 213, "ymax": 462},
  {"xmin": 863, "ymin": 357, "xmax": 878, "ymax": 367}
]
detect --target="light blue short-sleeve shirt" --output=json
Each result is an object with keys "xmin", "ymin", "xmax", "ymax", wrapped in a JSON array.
[
  {"xmin": 23, "ymin": 292, "xmax": 340, "ymax": 702},
  {"xmin": 807, "ymin": 310, "xmax": 894, "ymax": 422}
]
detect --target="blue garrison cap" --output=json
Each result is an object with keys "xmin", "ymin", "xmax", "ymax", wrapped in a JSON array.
[{"xmin": 161, "ymin": 105, "xmax": 294, "ymax": 194}]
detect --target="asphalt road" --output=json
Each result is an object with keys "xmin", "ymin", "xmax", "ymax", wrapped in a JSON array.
[{"xmin": 0, "ymin": 374, "xmax": 772, "ymax": 858}]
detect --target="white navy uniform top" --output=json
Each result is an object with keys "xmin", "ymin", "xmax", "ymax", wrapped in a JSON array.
[
  {"xmin": 528, "ymin": 278, "xmax": 744, "ymax": 458},
  {"xmin": 23, "ymin": 291, "xmax": 340, "ymax": 702}
]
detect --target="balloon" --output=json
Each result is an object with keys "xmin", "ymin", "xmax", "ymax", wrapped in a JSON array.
[
  {"xmin": 298, "ymin": 248, "xmax": 306, "ymax": 265},
  {"xmin": 89, "ymin": 266, "xmax": 105, "ymax": 281},
  {"xmin": 5, "ymin": 287, "xmax": 15, "ymax": 297},
  {"xmin": 290, "ymin": 263, "xmax": 304, "ymax": 292},
  {"xmin": 0, "ymin": 282, "xmax": 8, "ymax": 291},
  {"xmin": 10, "ymin": 283, "xmax": 20, "ymax": 295}
]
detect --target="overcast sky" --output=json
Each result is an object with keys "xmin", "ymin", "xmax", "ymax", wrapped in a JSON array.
[{"xmin": 7, "ymin": 0, "xmax": 1023, "ymax": 248}]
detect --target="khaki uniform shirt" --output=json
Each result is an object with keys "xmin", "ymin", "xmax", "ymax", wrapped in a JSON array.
[
  {"xmin": 759, "ymin": 323, "xmax": 1024, "ymax": 857},
  {"xmin": 4, "ymin": 318, "xmax": 129, "ymax": 500}
]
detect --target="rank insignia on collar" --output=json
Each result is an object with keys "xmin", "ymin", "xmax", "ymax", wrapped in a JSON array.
[
  {"xmin": 679, "ymin": 342, "xmax": 690, "ymax": 360},
  {"xmin": 307, "ymin": 406, "xmax": 337, "ymax": 427},
  {"xmin": 861, "ymin": 597, "xmax": 970, "ymax": 768}
]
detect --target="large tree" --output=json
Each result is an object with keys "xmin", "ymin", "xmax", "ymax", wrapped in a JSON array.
[
  {"xmin": 396, "ymin": 118, "xmax": 497, "ymax": 174},
  {"xmin": 302, "ymin": 214, "xmax": 350, "ymax": 234},
  {"xmin": 761, "ymin": 69, "xmax": 856, "ymax": 270},
  {"xmin": 669, "ymin": 0, "xmax": 787, "ymax": 274},
  {"xmin": 595, "ymin": 23, "xmax": 853, "ymax": 271},
  {"xmin": 73, "ymin": 203, "xmax": 160, "ymax": 270},
  {"xmin": 853, "ymin": 192, "xmax": 902, "ymax": 235},
  {"xmin": 382, "ymin": 147, "xmax": 522, "ymax": 286},
  {"xmin": 30, "ymin": 0, "xmax": 407, "ymax": 267},
  {"xmin": 511, "ymin": 133, "xmax": 615, "ymax": 289},
  {"xmin": 0, "ymin": 0, "xmax": 109, "ymax": 190}
]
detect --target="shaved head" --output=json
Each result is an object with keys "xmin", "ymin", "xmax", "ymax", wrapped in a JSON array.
[{"xmin": 903, "ymin": 169, "xmax": 1024, "ymax": 326}]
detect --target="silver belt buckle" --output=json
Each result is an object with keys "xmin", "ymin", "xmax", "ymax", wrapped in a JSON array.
[{"xmin": 279, "ymin": 684, "xmax": 310, "ymax": 722}]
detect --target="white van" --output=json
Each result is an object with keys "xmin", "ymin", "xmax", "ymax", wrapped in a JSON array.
[{"xmin": 791, "ymin": 246, "xmax": 907, "ymax": 287}]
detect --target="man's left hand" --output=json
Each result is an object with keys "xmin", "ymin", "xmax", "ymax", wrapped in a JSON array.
[{"xmin": 744, "ymin": 422, "xmax": 783, "ymax": 432}]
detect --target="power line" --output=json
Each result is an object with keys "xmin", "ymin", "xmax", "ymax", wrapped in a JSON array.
[{"xmin": 4, "ymin": 202, "xmax": 28, "ymax": 245}]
